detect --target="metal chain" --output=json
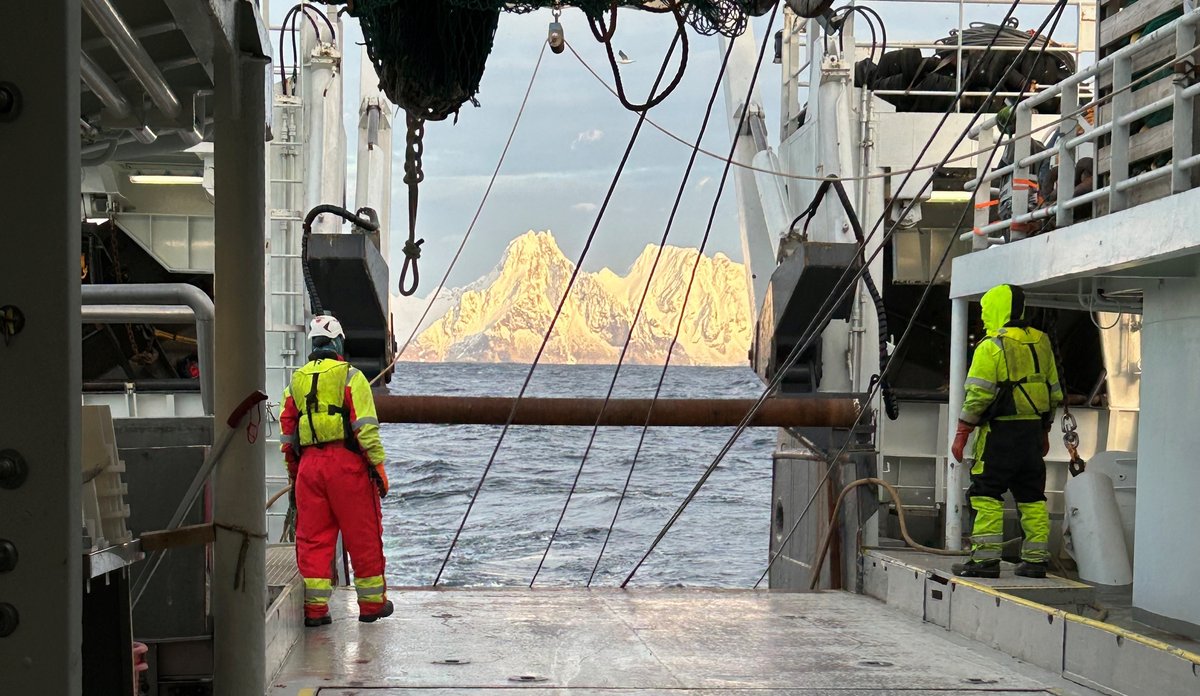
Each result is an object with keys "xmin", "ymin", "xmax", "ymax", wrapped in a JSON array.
[
  {"xmin": 398, "ymin": 112, "xmax": 426, "ymax": 297},
  {"xmin": 1045, "ymin": 312, "xmax": 1085, "ymax": 475}
]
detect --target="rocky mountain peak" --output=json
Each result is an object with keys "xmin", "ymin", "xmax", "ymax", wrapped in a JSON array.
[{"xmin": 405, "ymin": 230, "xmax": 752, "ymax": 365}]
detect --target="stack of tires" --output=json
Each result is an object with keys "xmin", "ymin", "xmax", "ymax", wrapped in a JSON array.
[{"xmin": 855, "ymin": 19, "xmax": 1075, "ymax": 113}]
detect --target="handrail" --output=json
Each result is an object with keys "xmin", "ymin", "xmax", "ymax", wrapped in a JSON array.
[
  {"xmin": 81, "ymin": 284, "xmax": 214, "ymax": 415},
  {"xmin": 970, "ymin": 10, "xmax": 1200, "ymax": 138},
  {"xmin": 964, "ymin": 8, "xmax": 1200, "ymax": 247}
]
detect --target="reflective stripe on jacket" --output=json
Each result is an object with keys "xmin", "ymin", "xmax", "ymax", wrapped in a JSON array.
[{"xmin": 960, "ymin": 284, "xmax": 1064, "ymax": 425}]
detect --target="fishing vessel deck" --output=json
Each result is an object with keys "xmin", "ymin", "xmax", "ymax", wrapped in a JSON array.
[{"xmin": 268, "ymin": 587, "xmax": 1104, "ymax": 695}]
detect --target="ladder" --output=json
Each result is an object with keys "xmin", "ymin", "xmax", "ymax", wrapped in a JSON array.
[{"xmin": 264, "ymin": 28, "xmax": 310, "ymax": 541}]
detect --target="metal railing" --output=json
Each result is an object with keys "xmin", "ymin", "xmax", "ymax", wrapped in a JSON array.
[
  {"xmin": 780, "ymin": 0, "xmax": 1092, "ymax": 134},
  {"xmin": 962, "ymin": 9, "xmax": 1200, "ymax": 248}
]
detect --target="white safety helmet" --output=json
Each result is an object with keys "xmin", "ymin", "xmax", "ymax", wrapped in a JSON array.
[{"xmin": 309, "ymin": 314, "xmax": 345, "ymax": 340}]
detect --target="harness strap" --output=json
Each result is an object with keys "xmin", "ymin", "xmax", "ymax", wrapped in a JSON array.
[
  {"xmin": 305, "ymin": 373, "xmax": 320, "ymax": 446},
  {"xmin": 299, "ymin": 368, "xmax": 359, "ymax": 452}
]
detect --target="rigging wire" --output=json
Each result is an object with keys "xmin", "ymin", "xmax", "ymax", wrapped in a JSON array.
[
  {"xmin": 591, "ymin": 0, "xmax": 690, "ymax": 112},
  {"xmin": 365, "ymin": 8, "xmax": 1186, "ymax": 390},
  {"xmin": 620, "ymin": 0, "xmax": 1066, "ymax": 587},
  {"xmin": 368, "ymin": 42, "xmax": 549, "ymax": 387},
  {"xmin": 570, "ymin": 42, "xmax": 1174, "ymax": 185},
  {"xmin": 529, "ymin": 28, "xmax": 740, "ymax": 589},
  {"xmin": 640, "ymin": 0, "xmax": 1065, "ymax": 589},
  {"xmin": 754, "ymin": 0, "xmax": 1071, "ymax": 588},
  {"xmin": 431, "ymin": 24, "xmax": 686, "ymax": 587},
  {"xmin": 594, "ymin": 2, "xmax": 782, "ymax": 588}
]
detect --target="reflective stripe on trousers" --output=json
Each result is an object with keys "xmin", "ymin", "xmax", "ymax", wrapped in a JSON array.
[
  {"xmin": 968, "ymin": 496, "xmax": 1005, "ymax": 561},
  {"xmin": 1017, "ymin": 501, "xmax": 1050, "ymax": 562},
  {"xmin": 303, "ymin": 578, "xmax": 333, "ymax": 618},
  {"xmin": 355, "ymin": 574, "xmax": 387, "ymax": 607}
]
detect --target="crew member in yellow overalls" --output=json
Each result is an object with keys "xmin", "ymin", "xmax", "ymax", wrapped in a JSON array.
[{"xmin": 951, "ymin": 284, "xmax": 1063, "ymax": 578}]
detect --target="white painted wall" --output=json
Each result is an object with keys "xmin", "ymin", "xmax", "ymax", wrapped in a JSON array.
[{"xmin": 1133, "ymin": 263, "xmax": 1200, "ymax": 637}]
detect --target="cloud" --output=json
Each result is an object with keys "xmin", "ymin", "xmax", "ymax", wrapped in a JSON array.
[
  {"xmin": 571, "ymin": 202, "xmax": 598, "ymax": 213},
  {"xmin": 571, "ymin": 128, "xmax": 605, "ymax": 149}
]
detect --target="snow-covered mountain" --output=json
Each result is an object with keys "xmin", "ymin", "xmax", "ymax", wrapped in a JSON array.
[{"xmin": 407, "ymin": 230, "xmax": 752, "ymax": 366}]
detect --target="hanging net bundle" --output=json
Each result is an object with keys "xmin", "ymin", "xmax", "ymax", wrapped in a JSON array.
[
  {"xmin": 314, "ymin": 0, "xmax": 771, "ymax": 297},
  {"xmin": 328, "ymin": 1, "xmax": 770, "ymax": 119}
]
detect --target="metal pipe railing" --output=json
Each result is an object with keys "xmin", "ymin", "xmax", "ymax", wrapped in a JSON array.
[
  {"xmin": 79, "ymin": 52, "xmax": 156, "ymax": 145},
  {"xmin": 969, "ymin": 10, "xmax": 1200, "ymax": 139},
  {"xmin": 82, "ymin": 0, "xmax": 181, "ymax": 119},
  {"xmin": 81, "ymin": 285, "xmax": 214, "ymax": 415},
  {"xmin": 373, "ymin": 395, "xmax": 862, "ymax": 428},
  {"xmin": 963, "ymin": 8, "xmax": 1200, "ymax": 249}
]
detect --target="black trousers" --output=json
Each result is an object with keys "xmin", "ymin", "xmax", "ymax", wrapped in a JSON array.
[{"xmin": 967, "ymin": 419, "xmax": 1046, "ymax": 503}]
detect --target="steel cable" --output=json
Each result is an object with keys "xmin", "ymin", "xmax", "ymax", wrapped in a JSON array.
[
  {"xmin": 431, "ymin": 22, "xmax": 686, "ymax": 586},
  {"xmin": 598, "ymin": 1, "xmax": 781, "ymax": 588},
  {"xmin": 755, "ymin": 0, "xmax": 1071, "ymax": 589},
  {"xmin": 569, "ymin": 42, "xmax": 1139, "ymax": 184},
  {"xmin": 621, "ymin": 0, "xmax": 1065, "ymax": 587},
  {"xmin": 529, "ymin": 28, "xmax": 740, "ymax": 588},
  {"xmin": 368, "ymin": 41, "xmax": 548, "ymax": 387}
]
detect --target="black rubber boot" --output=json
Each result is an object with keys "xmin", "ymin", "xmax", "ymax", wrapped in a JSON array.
[
  {"xmin": 359, "ymin": 600, "xmax": 394, "ymax": 623},
  {"xmin": 1015, "ymin": 561, "xmax": 1048, "ymax": 578},
  {"xmin": 951, "ymin": 559, "xmax": 1001, "ymax": 578},
  {"xmin": 304, "ymin": 615, "xmax": 332, "ymax": 628}
]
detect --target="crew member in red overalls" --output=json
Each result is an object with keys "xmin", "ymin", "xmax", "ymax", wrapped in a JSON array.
[{"xmin": 280, "ymin": 315, "xmax": 392, "ymax": 627}]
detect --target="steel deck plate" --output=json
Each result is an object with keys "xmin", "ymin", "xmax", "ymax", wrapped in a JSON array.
[{"xmin": 269, "ymin": 589, "xmax": 1101, "ymax": 695}]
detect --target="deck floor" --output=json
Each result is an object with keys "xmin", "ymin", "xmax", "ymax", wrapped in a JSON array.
[{"xmin": 270, "ymin": 588, "xmax": 1102, "ymax": 695}]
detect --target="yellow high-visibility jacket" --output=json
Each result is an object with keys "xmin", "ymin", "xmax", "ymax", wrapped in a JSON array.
[
  {"xmin": 279, "ymin": 358, "xmax": 386, "ymax": 468},
  {"xmin": 960, "ymin": 284, "xmax": 1064, "ymax": 426}
]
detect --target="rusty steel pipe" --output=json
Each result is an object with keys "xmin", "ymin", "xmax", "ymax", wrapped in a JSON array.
[{"xmin": 374, "ymin": 395, "xmax": 861, "ymax": 428}]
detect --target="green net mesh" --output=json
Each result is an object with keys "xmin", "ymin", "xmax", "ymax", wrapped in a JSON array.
[{"xmin": 338, "ymin": 1, "xmax": 764, "ymax": 121}]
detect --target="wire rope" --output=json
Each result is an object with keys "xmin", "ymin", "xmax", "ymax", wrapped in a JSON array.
[
  {"xmin": 529, "ymin": 30, "xmax": 740, "ymax": 588},
  {"xmin": 368, "ymin": 41, "xmax": 548, "ymax": 387},
  {"xmin": 620, "ymin": 0, "xmax": 1067, "ymax": 588},
  {"xmin": 754, "ymin": 0, "xmax": 1071, "ymax": 589},
  {"xmin": 431, "ymin": 24, "xmax": 686, "ymax": 587},
  {"xmin": 569, "ymin": 41, "xmax": 1195, "ymax": 185},
  {"xmin": 590, "ymin": 2, "xmax": 782, "ymax": 587}
]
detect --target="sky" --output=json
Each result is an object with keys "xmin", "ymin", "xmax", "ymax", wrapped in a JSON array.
[{"xmin": 265, "ymin": 2, "xmax": 1082, "ymax": 291}]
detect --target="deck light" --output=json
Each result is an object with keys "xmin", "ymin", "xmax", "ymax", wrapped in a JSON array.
[{"xmin": 128, "ymin": 174, "xmax": 203, "ymax": 185}]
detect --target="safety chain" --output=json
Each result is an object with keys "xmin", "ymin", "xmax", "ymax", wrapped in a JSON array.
[
  {"xmin": 398, "ymin": 112, "xmax": 426, "ymax": 297},
  {"xmin": 1048, "ymin": 315, "xmax": 1087, "ymax": 476},
  {"xmin": 1061, "ymin": 410, "xmax": 1085, "ymax": 476}
]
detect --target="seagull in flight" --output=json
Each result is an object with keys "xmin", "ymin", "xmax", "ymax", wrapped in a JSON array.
[{"xmin": 617, "ymin": 50, "xmax": 634, "ymax": 65}]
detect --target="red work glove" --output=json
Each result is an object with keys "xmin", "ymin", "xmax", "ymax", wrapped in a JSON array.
[
  {"xmin": 1041, "ymin": 430, "xmax": 1050, "ymax": 457},
  {"xmin": 372, "ymin": 463, "xmax": 389, "ymax": 499},
  {"xmin": 952, "ymin": 421, "xmax": 974, "ymax": 462}
]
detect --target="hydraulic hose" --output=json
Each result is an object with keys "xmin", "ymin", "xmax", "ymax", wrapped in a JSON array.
[
  {"xmin": 809, "ymin": 478, "xmax": 968, "ymax": 590},
  {"xmin": 301, "ymin": 204, "xmax": 380, "ymax": 316},
  {"xmin": 828, "ymin": 181, "xmax": 899, "ymax": 421},
  {"xmin": 790, "ymin": 178, "xmax": 898, "ymax": 420}
]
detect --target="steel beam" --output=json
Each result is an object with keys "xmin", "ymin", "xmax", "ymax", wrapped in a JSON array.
[
  {"xmin": 0, "ymin": 1, "xmax": 83, "ymax": 693},
  {"xmin": 211, "ymin": 22, "xmax": 268, "ymax": 695},
  {"xmin": 945, "ymin": 297, "xmax": 968, "ymax": 550},
  {"xmin": 374, "ymin": 395, "xmax": 861, "ymax": 428}
]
